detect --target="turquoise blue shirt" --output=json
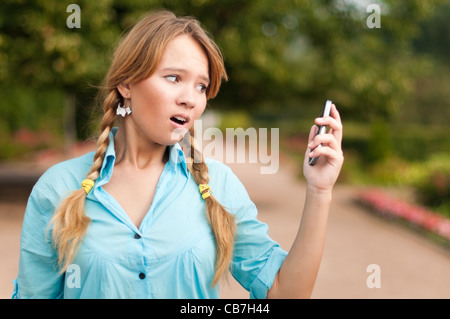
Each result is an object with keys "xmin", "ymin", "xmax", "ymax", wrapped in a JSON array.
[{"xmin": 13, "ymin": 128, "xmax": 287, "ymax": 299}]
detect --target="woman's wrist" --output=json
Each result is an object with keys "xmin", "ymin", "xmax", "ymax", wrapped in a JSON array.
[{"xmin": 306, "ymin": 183, "xmax": 333, "ymax": 201}]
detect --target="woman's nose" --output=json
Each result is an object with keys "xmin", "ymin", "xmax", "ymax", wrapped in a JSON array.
[{"xmin": 176, "ymin": 86, "xmax": 196, "ymax": 109}]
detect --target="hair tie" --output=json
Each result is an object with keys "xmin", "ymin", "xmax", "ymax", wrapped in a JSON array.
[
  {"xmin": 199, "ymin": 184, "xmax": 212, "ymax": 199},
  {"xmin": 81, "ymin": 179, "xmax": 95, "ymax": 195}
]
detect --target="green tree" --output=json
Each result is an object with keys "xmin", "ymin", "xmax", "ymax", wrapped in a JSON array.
[
  {"xmin": 156, "ymin": 0, "xmax": 444, "ymax": 120},
  {"xmin": 0, "ymin": 0, "xmax": 120, "ymax": 152},
  {"xmin": 0, "ymin": 0, "xmax": 445, "ymax": 160}
]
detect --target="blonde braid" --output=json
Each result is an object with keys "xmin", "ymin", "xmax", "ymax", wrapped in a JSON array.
[
  {"xmin": 50, "ymin": 90, "xmax": 118, "ymax": 273},
  {"xmin": 186, "ymin": 134, "xmax": 236, "ymax": 286},
  {"xmin": 86, "ymin": 91, "xmax": 118, "ymax": 180}
]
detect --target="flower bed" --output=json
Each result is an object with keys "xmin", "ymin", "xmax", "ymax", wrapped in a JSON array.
[{"xmin": 357, "ymin": 189, "xmax": 450, "ymax": 242}]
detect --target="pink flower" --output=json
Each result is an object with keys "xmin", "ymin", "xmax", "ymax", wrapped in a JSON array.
[{"xmin": 358, "ymin": 189, "xmax": 450, "ymax": 241}]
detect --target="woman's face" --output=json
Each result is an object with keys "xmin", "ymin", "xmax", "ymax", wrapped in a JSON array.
[{"xmin": 119, "ymin": 34, "xmax": 210, "ymax": 146}]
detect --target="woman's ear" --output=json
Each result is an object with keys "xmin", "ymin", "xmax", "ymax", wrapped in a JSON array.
[{"xmin": 117, "ymin": 83, "xmax": 131, "ymax": 99}]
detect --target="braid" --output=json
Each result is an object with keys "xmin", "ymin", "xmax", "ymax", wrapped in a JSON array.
[
  {"xmin": 187, "ymin": 134, "xmax": 236, "ymax": 286},
  {"xmin": 50, "ymin": 90, "xmax": 118, "ymax": 273},
  {"xmin": 86, "ymin": 94, "xmax": 117, "ymax": 181}
]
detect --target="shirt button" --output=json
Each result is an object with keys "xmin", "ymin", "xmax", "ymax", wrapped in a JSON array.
[
  {"xmin": 134, "ymin": 233, "xmax": 141, "ymax": 239},
  {"xmin": 139, "ymin": 272, "xmax": 146, "ymax": 280}
]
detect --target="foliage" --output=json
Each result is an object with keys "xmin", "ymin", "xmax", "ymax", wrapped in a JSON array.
[
  {"xmin": 0, "ymin": 0, "xmax": 120, "ymax": 89},
  {"xmin": 412, "ymin": 154, "xmax": 450, "ymax": 218},
  {"xmin": 349, "ymin": 153, "xmax": 450, "ymax": 220},
  {"xmin": 413, "ymin": 0, "xmax": 450, "ymax": 63},
  {"xmin": 1, "ymin": 0, "xmax": 445, "ymax": 135}
]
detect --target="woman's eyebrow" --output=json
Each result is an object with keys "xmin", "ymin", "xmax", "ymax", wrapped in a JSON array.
[{"xmin": 162, "ymin": 67, "xmax": 210, "ymax": 84}]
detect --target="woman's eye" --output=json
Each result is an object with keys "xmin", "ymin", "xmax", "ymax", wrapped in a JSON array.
[
  {"xmin": 166, "ymin": 75, "xmax": 178, "ymax": 83},
  {"xmin": 197, "ymin": 84, "xmax": 208, "ymax": 93}
]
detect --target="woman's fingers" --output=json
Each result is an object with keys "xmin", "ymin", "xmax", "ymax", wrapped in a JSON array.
[
  {"xmin": 314, "ymin": 104, "xmax": 343, "ymax": 143},
  {"xmin": 307, "ymin": 124, "xmax": 318, "ymax": 143},
  {"xmin": 306, "ymin": 103, "xmax": 343, "ymax": 165},
  {"xmin": 309, "ymin": 143, "xmax": 341, "ymax": 162},
  {"xmin": 308, "ymin": 133, "xmax": 338, "ymax": 152}
]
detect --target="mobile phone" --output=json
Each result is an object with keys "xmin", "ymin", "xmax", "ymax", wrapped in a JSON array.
[{"xmin": 308, "ymin": 100, "xmax": 332, "ymax": 166}]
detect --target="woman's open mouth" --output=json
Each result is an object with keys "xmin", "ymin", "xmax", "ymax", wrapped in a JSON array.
[{"xmin": 170, "ymin": 115, "xmax": 190, "ymax": 127}]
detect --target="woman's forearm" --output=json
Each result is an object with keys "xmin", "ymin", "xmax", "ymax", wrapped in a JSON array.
[{"xmin": 267, "ymin": 185, "xmax": 332, "ymax": 299}]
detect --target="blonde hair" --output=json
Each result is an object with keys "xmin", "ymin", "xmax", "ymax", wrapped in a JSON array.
[{"xmin": 50, "ymin": 10, "xmax": 234, "ymax": 286}]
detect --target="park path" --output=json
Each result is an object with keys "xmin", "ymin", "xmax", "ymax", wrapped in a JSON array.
[{"xmin": 1, "ymin": 142, "xmax": 450, "ymax": 299}]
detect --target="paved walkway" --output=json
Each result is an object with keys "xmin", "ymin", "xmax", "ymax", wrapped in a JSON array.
[{"xmin": 1, "ymin": 147, "xmax": 450, "ymax": 299}]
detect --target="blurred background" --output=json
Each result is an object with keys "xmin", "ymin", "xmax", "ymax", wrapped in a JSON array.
[{"xmin": 1, "ymin": 0, "xmax": 449, "ymax": 219}]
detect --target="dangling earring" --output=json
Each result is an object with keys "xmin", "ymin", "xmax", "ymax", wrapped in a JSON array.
[{"xmin": 116, "ymin": 102, "xmax": 132, "ymax": 117}]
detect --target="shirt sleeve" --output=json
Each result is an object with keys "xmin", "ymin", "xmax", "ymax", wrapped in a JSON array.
[
  {"xmin": 13, "ymin": 174, "xmax": 65, "ymax": 299},
  {"xmin": 222, "ymin": 166, "xmax": 288, "ymax": 299}
]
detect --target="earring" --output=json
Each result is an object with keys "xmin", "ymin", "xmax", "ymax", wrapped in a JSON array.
[{"xmin": 116, "ymin": 102, "xmax": 132, "ymax": 117}]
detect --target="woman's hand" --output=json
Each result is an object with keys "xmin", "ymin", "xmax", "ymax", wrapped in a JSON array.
[{"xmin": 303, "ymin": 103, "xmax": 344, "ymax": 192}]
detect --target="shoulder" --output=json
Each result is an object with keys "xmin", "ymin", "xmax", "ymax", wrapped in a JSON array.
[
  {"xmin": 204, "ymin": 157, "xmax": 244, "ymax": 191},
  {"xmin": 37, "ymin": 152, "xmax": 94, "ymax": 189},
  {"xmin": 204, "ymin": 157, "xmax": 233, "ymax": 180},
  {"xmin": 204, "ymin": 157, "xmax": 255, "ymax": 214},
  {"xmin": 29, "ymin": 152, "xmax": 94, "ymax": 211}
]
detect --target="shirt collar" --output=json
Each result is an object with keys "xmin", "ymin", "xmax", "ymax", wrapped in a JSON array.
[
  {"xmin": 168, "ymin": 142, "xmax": 189, "ymax": 177},
  {"xmin": 97, "ymin": 127, "xmax": 118, "ymax": 183},
  {"xmin": 98, "ymin": 127, "xmax": 189, "ymax": 184}
]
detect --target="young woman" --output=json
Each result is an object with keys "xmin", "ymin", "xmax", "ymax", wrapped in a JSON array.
[{"xmin": 13, "ymin": 10, "xmax": 343, "ymax": 299}]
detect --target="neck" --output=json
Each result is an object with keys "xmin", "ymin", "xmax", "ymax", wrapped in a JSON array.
[{"xmin": 114, "ymin": 124, "xmax": 168, "ymax": 170}]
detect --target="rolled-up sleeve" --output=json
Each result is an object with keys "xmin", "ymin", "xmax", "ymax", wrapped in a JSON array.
[
  {"xmin": 222, "ymin": 167, "xmax": 287, "ymax": 299},
  {"xmin": 13, "ymin": 178, "xmax": 64, "ymax": 299}
]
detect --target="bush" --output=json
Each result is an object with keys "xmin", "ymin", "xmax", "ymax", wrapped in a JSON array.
[
  {"xmin": 364, "ymin": 121, "xmax": 393, "ymax": 164},
  {"xmin": 413, "ymin": 154, "xmax": 450, "ymax": 218}
]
